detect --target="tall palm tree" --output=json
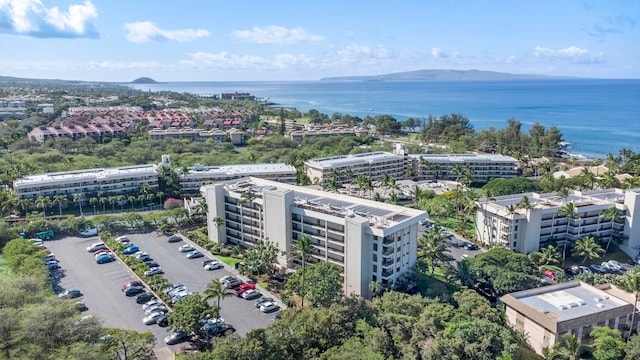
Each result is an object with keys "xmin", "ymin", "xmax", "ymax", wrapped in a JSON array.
[
  {"xmin": 558, "ymin": 202, "xmax": 580, "ymax": 267},
  {"xmin": 202, "ymin": 279, "xmax": 232, "ymax": 321},
  {"xmin": 621, "ymin": 272, "xmax": 640, "ymax": 341},
  {"xmin": 599, "ymin": 207, "xmax": 619, "ymax": 253},
  {"xmin": 35, "ymin": 195, "xmax": 51, "ymax": 218},
  {"xmin": 73, "ymin": 193, "xmax": 84, "ymax": 217},
  {"xmin": 89, "ymin": 197, "xmax": 98, "ymax": 214},
  {"xmin": 289, "ymin": 234, "xmax": 314, "ymax": 306},
  {"xmin": 571, "ymin": 236, "xmax": 605, "ymax": 265},
  {"xmin": 553, "ymin": 333, "xmax": 587, "ymax": 360},
  {"xmin": 417, "ymin": 226, "xmax": 452, "ymax": 275},
  {"xmin": 52, "ymin": 194, "xmax": 67, "ymax": 216},
  {"xmin": 538, "ymin": 245, "xmax": 561, "ymax": 266},
  {"xmin": 452, "ymin": 259, "xmax": 477, "ymax": 288}
]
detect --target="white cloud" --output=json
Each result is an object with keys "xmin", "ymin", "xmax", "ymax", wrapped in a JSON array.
[
  {"xmin": 232, "ymin": 25, "xmax": 323, "ymax": 44},
  {"xmin": 533, "ymin": 46, "xmax": 605, "ymax": 64},
  {"xmin": 335, "ymin": 44, "xmax": 390, "ymax": 63},
  {"xmin": 0, "ymin": 0, "xmax": 97, "ymax": 38},
  {"xmin": 124, "ymin": 21, "xmax": 209, "ymax": 43},
  {"xmin": 89, "ymin": 60, "xmax": 166, "ymax": 70},
  {"xmin": 431, "ymin": 48, "xmax": 447, "ymax": 58}
]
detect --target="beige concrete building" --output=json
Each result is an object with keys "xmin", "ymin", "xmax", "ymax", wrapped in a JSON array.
[
  {"xmin": 180, "ymin": 163, "xmax": 297, "ymax": 195},
  {"xmin": 475, "ymin": 188, "xmax": 640, "ymax": 259},
  {"xmin": 201, "ymin": 177, "xmax": 428, "ymax": 298},
  {"xmin": 501, "ymin": 281, "xmax": 636, "ymax": 356}
]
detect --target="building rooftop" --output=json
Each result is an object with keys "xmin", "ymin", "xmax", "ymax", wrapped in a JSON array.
[
  {"xmin": 14, "ymin": 164, "xmax": 158, "ymax": 187},
  {"xmin": 305, "ymin": 151, "xmax": 401, "ymax": 169},
  {"xmin": 409, "ymin": 153, "xmax": 518, "ymax": 163},
  {"xmin": 186, "ymin": 163, "xmax": 296, "ymax": 176},
  {"xmin": 502, "ymin": 281, "xmax": 629, "ymax": 323},
  {"xmin": 218, "ymin": 177, "xmax": 426, "ymax": 229}
]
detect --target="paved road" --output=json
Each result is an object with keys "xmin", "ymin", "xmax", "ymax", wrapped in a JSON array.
[
  {"xmin": 417, "ymin": 223, "xmax": 485, "ymax": 262},
  {"xmin": 46, "ymin": 232, "xmax": 277, "ymax": 356}
]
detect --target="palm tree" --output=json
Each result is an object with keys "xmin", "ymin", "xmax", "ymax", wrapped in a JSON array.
[
  {"xmin": 600, "ymin": 207, "xmax": 619, "ymax": 253},
  {"xmin": 193, "ymin": 199, "xmax": 208, "ymax": 216},
  {"xmin": 35, "ymin": 195, "xmax": 51, "ymax": 218},
  {"xmin": 553, "ymin": 333, "xmax": 587, "ymax": 360},
  {"xmin": 558, "ymin": 202, "xmax": 580, "ymax": 267},
  {"xmin": 289, "ymin": 234, "xmax": 314, "ymax": 306},
  {"xmin": 571, "ymin": 236, "xmax": 605, "ymax": 265},
  {"xmin": 452, "ymin": 259, "xmax": 477, "ymax": 288},
  {"xmin": 52, "ymin": 194, "xmax": 67, "ymax": 216},
  {"xmin": 620, "ymin": 272, "xmax": 640, "ymax": 341},
  {"xmin": 89, "ymin": 197, "xmax": 98, "ymax": 214},
  {"xmin": 212, "ymin": 216, "xmax": 224, "ymax": 242},
  {"xmin": 417, "ymin": 226, "xmax": 452, "ymax": 275},
  {"xmin": 202, "ymin": 279, "xmax": 233, "ymax": 321},
  {"xmin": 128, "ymin": 195, "xmax": 136, "ymax": 210},
  {"xmin": 73, "ymin": 193, "xmax": 84, "ymax": 217},
  {"xmin": 538, "ymin": 245, "xmax": 561, "ymax": 266}
]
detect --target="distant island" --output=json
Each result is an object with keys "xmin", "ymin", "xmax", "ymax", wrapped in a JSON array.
[
  {"xmin": 321, "ymin": 69, "xmax": 575, "ymax": 81},
  {"xmin": 131, "ymin": 77, "xmax": 160, "ymax": 84}
]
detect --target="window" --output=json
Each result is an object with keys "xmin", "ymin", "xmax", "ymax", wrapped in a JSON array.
[
  {"xmin": 543, "ymin": 336, "xmax": 550, "ymax": 346},
  {"xmin": 515, "ymin": 319, "xmax": 524, "ymax": 328},
  {"xmin": 513, "ymin": 242, "xmax": 517, "ymax": 248},
  {"xmin": 373, "ymin": 265, "xmax": 377, "ymax": 273},
  {"xmin": 373, "ymin": 243, "xmax": 378, "ymax": 251},
  {"xmin": 372, "ymin": 254, "xmax": 377, "ymax": 262}
]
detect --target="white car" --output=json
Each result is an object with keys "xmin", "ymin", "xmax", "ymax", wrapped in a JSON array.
[
  {"xmin": 142, "ymin": 299, "xmax": 162, "ymax": 311},
  {"xmin": 144, "ymin": 305, "xmax": 168, "ymax": 315},
  {"xmin": 143, "ymin": 311, "xmax": 166, "ymax": 325},
  {"xmin": 144, "ymin": 266, "xmax": 163, "ymax": 277},
  {"xmin": 204, "ymin": 261, "xmax": 223, "ymax": 271},
  {"xmin": 178, "ymin": 244, "xmax": 193, "ymax": 252},
  {"xmin": 81, "ymin": 228, "xmax": 98, "ymax": 237},
  {"xmin": 86, "ymin": 242, "xmax": 106, "ymax": 252},
  {"xmin": 260, "ymin": 301, "xmax": 280, "ymax": 313}
]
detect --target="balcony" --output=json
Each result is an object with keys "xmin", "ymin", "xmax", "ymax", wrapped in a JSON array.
[
  {"xmin": 383, "ymin": 237, "xmax": 395, "ymax": 245},
  {"xmin": 382, "ymin": 247, "xmax": 394, "ymax": 256},
  {"xmin": 382, "ymin": 259, "xmax": 394, "ymax": 267},
  {"xmin": 381, "ymin": 269, "xmax": 394, "ymax": 278}
]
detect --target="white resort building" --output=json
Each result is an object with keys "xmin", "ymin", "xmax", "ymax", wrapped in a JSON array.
[
  {"xmin": 201, "ymin": 177, "xmax": 428, "ymax": 298},
  {"xmin": 475, "ymin": 188, "xmax": 640, "ymax": 258},
  {"xmin": 304, "ymin": 144, "xmax": 517, "ymax": 186}
]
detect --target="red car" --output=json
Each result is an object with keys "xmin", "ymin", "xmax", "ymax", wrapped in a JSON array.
[
  {"xmin": 543, "ymin": 269, "xmax": 557, "ymax": 280},
  {"xmin": 232, "ymin": 283, "xmax": 256, "ymax": 297},
  {"xmin": 121, "ymin": 280, "xmax": 144, "ymax": 292}
]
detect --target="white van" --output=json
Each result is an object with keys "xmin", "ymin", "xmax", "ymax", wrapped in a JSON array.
[{"xmin": 80, "ymin": 228, "xmax": 98, "ymax": 237}]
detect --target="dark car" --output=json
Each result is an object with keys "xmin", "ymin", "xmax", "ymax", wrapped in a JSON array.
[
  {"xmin": 124, "ymin": 285, "xmax": 145, "ymax": 297},
  {"xmin": 143, "ymin": 260, "xmax": 159, "ymax": 268},
  {"xmin": 464, "ymin": 242, "xmax": 479, "ymax": 250},
  {"xmin": 121, "ymin": 280, "xmax": 144, "ymax": 292},
  {"xmin": 156, "ymin": 313, "xmax": 170, "ymax": 327},
  {"xmin": 59, "ymin": 288, "xmax": 82, "ymax": 299},
  {"xmin": 167, "ymin": 235, "xmax": 181, "ymax": 243},
  {"xmin": 205, "ymin": 323, "xmax": 236, "ymax": 337},
  {"xmin": 136, "ymin": 292, "xmax": 156, "ymax": 304}
]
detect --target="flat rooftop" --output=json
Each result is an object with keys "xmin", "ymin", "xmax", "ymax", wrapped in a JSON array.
[
  {"xmin": 305, "ymin": 151, "xmax": 402, "ymax": 169},
  {"xmin": 409, "ymin": 153, "xmax": 517, "ymax": 163},
  {"xmin": 503, "ymin": 281, "xmax": 629, "ymax": 322},
  {"xmin": 481, "ymin": 188, "xmax": 627, "ymax": 212},
  {"xmin": 14, "ymin": 164, "xmax": 158, "ymax": 186}
]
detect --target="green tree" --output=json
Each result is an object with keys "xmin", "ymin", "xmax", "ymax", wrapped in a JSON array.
[
  {"xmin": 600, "ymin": 207, "xmax": 620, "ymax": 253},
  {"xmin": 558, "ymin": 202, "xmax": 580, "ymax": 267},
  {"xmin": 202, "ymin": 279, "xmax": 232, "ymax": 321},
  {"xmin": 243, "ymin": 239, "xmax": 279, "ymax": 276},
  {"xmin": 620, "ymin": 272, "xmax": 640, "ymax": 341},
  {"xmin": 289, "ymin": 234, "xmax": 315, "ymax": 306},
  {"xmin": 417, "ymin": 226, "xmax": 453, "ymax": 275},
  {"xmin": 168, "ymin": 294, "xmax": 214, "ymax": 339},
  {"xmin": 35, "ymin": 195, "xmax": 51, "ymax": 217},
  {"xmin": 286, "ymin": 262, "xmax": 343, "ymax": 308},
  {"xmin": 452, "ymin": 259, "xmax": 478, "ymax": 288},
  {"xmin": 590, "ymin": 326, "xmax": 625, "ymax": 360},
  {"xmin": 99, "ymin": 328, "xmax": 156, "ymax": 360},
  {"xmin": 572, "ymin": 236, "xmax": 605, "ymax": 265},
  {"xmin": 553, "ymin": 333, "xmax": 588, "ymax": 360}
]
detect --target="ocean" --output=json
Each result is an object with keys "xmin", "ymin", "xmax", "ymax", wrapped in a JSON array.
[{"xmin": 128, "ymin": 79, "xmax": 640, "ymax": 160}]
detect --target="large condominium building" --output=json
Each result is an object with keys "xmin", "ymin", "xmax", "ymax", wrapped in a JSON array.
[
  {"xmin": 13, "ymin": 164, "xmax": 159, "ymax": 199},
  {"xmin": 410, "ymin": 153, "xmax": 518, "ymax": 182},
  {"xmin": 475, "ymin": 188, "xmax": 640, "ymax": 258},
  {"xmin": 304, "ymin": 144, "xmax": 518, "ymax": 185},
  {"xmin": 201, "ymin": 177, "xmax": 428, "ymax": 298},
  {"xmin": 180, "ymin": 163, "xmax": 297, "ymax": 195},
  {"xmin": 501, "ymin": 281, "xmax": 636, "ymax": 356}
]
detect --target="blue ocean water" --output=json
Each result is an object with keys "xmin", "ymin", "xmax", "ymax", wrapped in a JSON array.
[{"xmin": 128, "ymin": 79, "xmax": 640, "ymax": 159}]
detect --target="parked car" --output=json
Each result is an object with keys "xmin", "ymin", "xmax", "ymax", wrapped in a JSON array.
[
  {"xmin": 233, "ymin": 283, "xmax": 256, "ymax": 296},
  {"xmin": 86, "ymin": 242, "xmax": 106, "ymax": 252},
  {"xmin": 223, "ymin": 278, "xmax": 243, "ymax": 289},
  {"xmin": 59, "ymin": 288, "xmax": 82, "ymax": 299},
  {"xmin": 93, "ymin": 249, "xmax": 112, "ymax": 258},
  {"xmin": 80, "ymin": 228, "xmax": 98, "ymax": 237},
  {"xmin": 205, "ymin": 323, "xmax": 235, "ymax": 337},
  {"xmin": 46, "ymin": 260, "xmax": 61, "ymax": 270},
  {"xmin": 241, "ymin": 289, "xmax": 262, "ymax": 300},
  {"xmin": 204, "ymin": 261, "xmax": 223, "ymax": 271},
  {"xmin": 178, "ymin": 244, "xmax": 193, "ymax": 253},
  {"xmin": 123, "ymin": 245, "xmax": 140, "ymax": 255},
  {"xmin": 464, "ymin": 242, "xmax": 479, "ymax": 250},
  {"xmin": 600, "ymin": 262, "xmax": 616, "ymax": 273},
  {"xmin": 171, "ymin": 291, "xmax": 192, "ymax": 304},
  {"xmin": 124, "ymin": 285, "xmax": 145, "ymax": 297},
  {"xmin": 579, "ymin": 265, "xmax": 593, "ymax": 274},
  {"xmin": 145, "ymin": 305, "xmax": 168, "ymax": 315},
  {"xmin": 136, "ymin": 292, "xmax": 155, "ymax": 304},
  {"xmin": 163, "ymin": 283, "xmax": 185, "ymax": 296},
  {"xmin": 115, "ymin": 236, "xmax": 130, "ymax": 243},
  {"xmin": 96, "ymin": 253, "xmax": 115, "ymax": 264},
  {"xmin": 134, "ymin": 252, "xmax": 151, "ymax": 261},
  {"xmin": 75, "ymin": 301, "xmax": 88, "ymax": 312},
  {"xmin": 42, "ymin": 254, "xmax": 57, "ymax": 262},
  {"xmin": 164, "ymin": 331, "xmax": 189, "ymax": 345},
  {"xmin": 156, "ymin": 313, "xmax": 170, "ymax": 327},
  {"xmin": 142, "ymin": 299, "xmax": 162, "ymax": 310},
  {"xmin": 590, "ymin": 264, "xmax": 606, "ymax": 273},
  {"xmin": 255, "ymin": 297, "xmax": 274, "ymax": 308},
  {"xmin": 543, "ymin": 269, "xmax": 557, "ymax": 280},
  {"xmin": 143, "ymin": 311, "xmax": 166, "ymax": 325},
  {"xmin": 121, "ymin": 280, "xmax": 144, "ymax": 292},
  {"xmin": 259, "ymin": 301, "xmax": 280, "ymax": 313},
  {"xmin": 29, "ymin": 238, "xmax": 44, "ymax": 246},
  {"xmin": 167, "ymin": 235, "xmax": 181, "ymax": 243},
  {"xmin": 607, "ymin": 260, "xmax": 625, "ymax": 272},
  {"xmin": 144, "ymin": 267, "xmax": 163, "ymax": 277},
  {"xmin": 143, "ymin": 260, "xmax": 160, "ymax": 268},
  {"xmin": 186, "ymin": 250, "xmax": 203, "ymax": 259}
]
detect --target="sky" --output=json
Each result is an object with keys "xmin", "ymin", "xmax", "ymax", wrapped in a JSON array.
[{"xmin": 0, "ymin": 0, "xmax": 638, "ymax": 82}]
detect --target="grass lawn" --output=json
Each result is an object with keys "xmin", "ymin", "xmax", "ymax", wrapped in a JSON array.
[{"xmin": 216, "ymin": 255, "xmax": 241, "ymax": 268}]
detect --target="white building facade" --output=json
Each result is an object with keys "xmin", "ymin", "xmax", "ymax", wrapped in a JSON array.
[
  {"xmin": 180, "ymin": 163, "xmax": 297, "ymax": 195},
  {"xmin": 475, "ymin": 188, "xmax": 640, "ymax": 258},
  {"xmin": 201, "ymin": 177, "xmax": 428, "ymax": 298}
]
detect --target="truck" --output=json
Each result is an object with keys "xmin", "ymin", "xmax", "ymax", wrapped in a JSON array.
[{"xmin": 36, "ymin": 229, "xmax": 55, "ymax": 240}]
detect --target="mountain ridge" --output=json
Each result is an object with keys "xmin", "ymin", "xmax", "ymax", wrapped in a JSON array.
[{"xmin": 320, "ymin": 69, "xmax": 578, "ymax": 81}]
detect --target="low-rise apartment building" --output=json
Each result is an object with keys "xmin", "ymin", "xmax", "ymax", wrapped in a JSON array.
[
  {"xmin": 305, "ymin": 144, "xmax": 517, "ymax": 186},
  {"xmin": 28, "ymin": 123, "xmax": 128, "ymax": 142},
  {"xmin": 13, "ymin": 164, "xmax": 159, "ymax": 199},
  {"xmin": 475, "ymin": 188, "xmax": 640, "ymax": 258},
  {"xmin": 180, "ymin": 163, "xmax": 297, "ymax": 195},
  {"xmin": 201, "ymin": 177, "xmax": 428, "ymax": 298},
  {"xmin": 501, "ymin": 281, "xmax": 636, "ymax": 356}
]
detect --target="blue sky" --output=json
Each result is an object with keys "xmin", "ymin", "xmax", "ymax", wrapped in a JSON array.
[{"xmin": 0, "ymin": 0, "xmax": 638, "ymax": 82}]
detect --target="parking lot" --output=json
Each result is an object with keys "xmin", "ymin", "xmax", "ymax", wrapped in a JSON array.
[{"xmin": 46, "ymin": 232, "xmax": 277, "ymax": 354}]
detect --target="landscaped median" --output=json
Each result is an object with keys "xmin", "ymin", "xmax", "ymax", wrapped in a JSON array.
[{"xmin": 100, "ymin": 232, "xmax": 174, "ymax": 307}]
